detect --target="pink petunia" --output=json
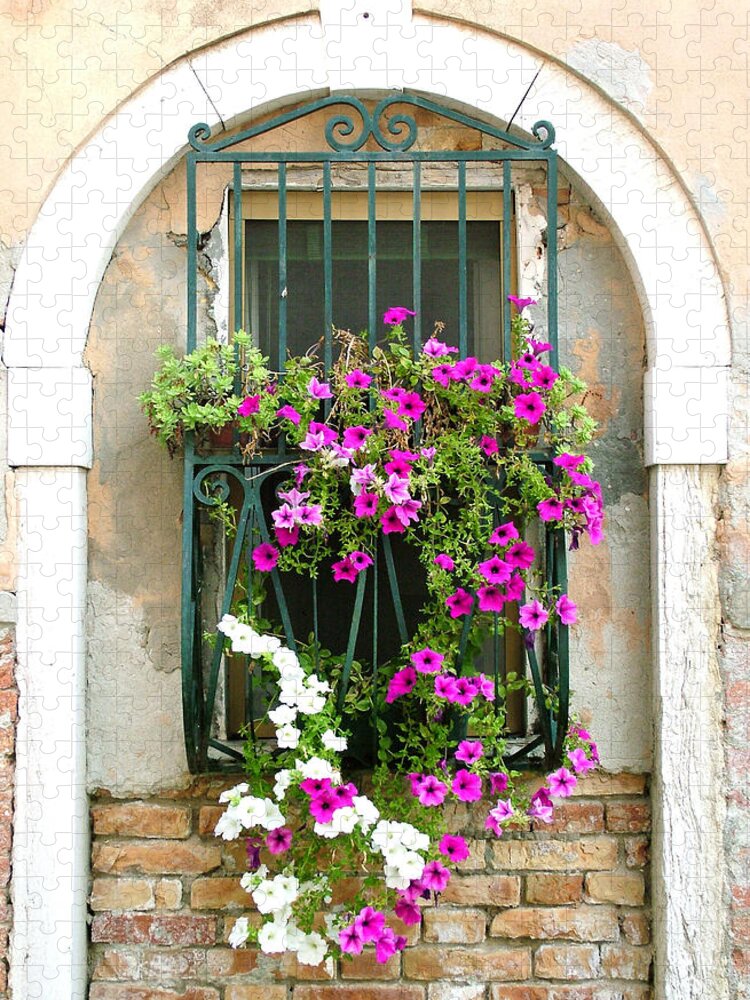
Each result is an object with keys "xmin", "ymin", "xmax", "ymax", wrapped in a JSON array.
[
  {"xmin": 451, "ymin": 769, "xmax": 483, "ymax": 802},
  {"xmin": 490, "ymin": 798, "xmax": 514, "ymax": 822},
  {"xmin": 354, "ymin": 492, "xmax": 379, "ymax": 518},
  {"xmin": 478, "ymin": 556, "xmax": 512, "ymax": 585},
  {"xmin": 345, "ymin": 369, "xmax": 373, "ymax": 389},
  {"xmin": 519, "ymin": 599, "xmax": 549, "ymax": 631},
  {"xmin": 266, "ymin": 827, "xmax": 293, "ymax": 854},
  {"xmin": 477, "ymin": 585, "xmax": 505, "ymax": 613},
  {"xmin": 410, "ymin": 648, "xmax": 445, "ymax": 674},
  {"xmin": 397, "ymin": 392, "xmax": 426, "ymax": 420},
  {"xmin": 480, "ymin": 435, "xmax": 499, "ymax": 456},
  {"xmin": 342, "ymin": 425, "xmax": 372, "ymax": 450},
  {"xmin": 553, "ymin": 452, "xmax": 585, "ymax": 472},
  {"xmin": 434, "ymin": 674, "xmax": 459, "ymax": 701},
  {"xmin": 393, "ymin": 898, "xmax": 422, "ymax": 925},
  {"xmin": 354, "ymin": 906, "xmax": 386, "ymax": 943},
  {"xmin": 275, "ymin": 525, "xmax": 300, "ymax": 548},
  {"xmin": 537, "ymin": 497, "xmax": 564, "ymax": 522},
  {"xmin": 383, "ymin": 408, "xmax": 408, "ymax": 432},
  {"xmin": 506, "ymin": 541, "xmax": 535, "ymax": 569},
  {"xmin": 252, "ymin": 543, "xmax": 279, "ymax": 572},
  {"xmin": 394, "ymin": 499, "xmax": 422, "ymax": 526},
  {"xmin": 445, "ymin": 588, "xmax": 474, "ymax": 619},
  {"xmin": 433, "ymin": 553, "xmax": 455, "ymax": 571},
  {"xmin": 384, "ymin": 474, "xmax": 411, "ymax": 505},
  {"xmin": 349, "ymin": 551, "xmax": 373, "ymax": 572},
  {"xmin": 414, "ymin": 774, "xmax": 448, "ymax": 807},
  {"xmin": 308, "ymin": 376, "xmax": 333, "ymax": 399},
  {"xmin": 383, "ymin": 306, "xmax": 416, "ymax": 326},
  {"xmin": 567, "ymin": 747, "xmax": 596, "ymax": 774},
  {"xmin": 332, "ymin": 558, "xmax": 358, "ymax": 583},
  {"xmin": 422, "ymin": 336, "xmax": 458, "ymax": 358},
  {"xmin": 531, "ymin": 365, "xmax": 559, "ymax": 390},
  {"xmin": 339, "ymin": 923, "xmax": 364, "ymax": 955},
  {"xmin": 308, "ymin": 790, "xmax": 339, "ymax": 823},
  {"xmin": 547, "ymin": 767, "xmax": 577, "ymax": 798},
  {"xmin": 556, "ymin": 593, "xmax": 578, "ymax": 625},
  {"xmin": 421, "ymin": 861, "xmax": 451, "ymax": 893},
  {"xmin": 507, "ymin": 294, "xmax": 537, "ymax": 312},
  {"xmin": 381, "ymin": 506, "xmax": 407, "ymax": 535},
  {"xmin": 489, "ymin": 522, "xmax": 519, "ymax": 546},
  {"xmin": 470, "ymin": 366, "xmax": 496, "ymax": 393},
  {"xmin": 452, "ymin": 677, "xmax": 478, "ymax": 707},
  {"xmin": 513, "ymin": 391, "xmax": 546, "ymax": 424},
  {"xmin": 431, "ymin": 363, "xmax": 454, "ymax": 387},
  {"xmin": 489, "ymin": 772, "xmax": 509, "ymax": 795},
  {"xmin": 438, "ymin": 834, "xmax": 470, "ymax": 863},
  {"xmin": 275, "ymin": 404, "xmax": 300, "ymax": 425},
  {"xmin": 237, "ymin": 395, "xmax": 260, "ymax": 416},
  {"xmin": 385, "ymin": 666, "xmax": 417, "ymax": 703},
  {"xmin": 455, "ymin": 739, "xmax": 484, "ymax": 764},
  {"xmin": 527, "ymin": 787, "xmax": 554, "ymax": 823},
  {"xmin": 374, "ymin": 927, "xmax": 402, "ymax": 963}
]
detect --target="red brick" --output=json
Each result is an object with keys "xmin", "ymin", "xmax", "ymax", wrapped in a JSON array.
[
  {"xmin": 441, "ymin": 875, "xmax": 520, "ymax": 906},
  {"xmin": 491, "ymin": 905, "xmax": 618, "ymax": 941},
  {"xmin": 492, "ymin": 838, "xmax": 618, "ymax": 872},
  {"xmin": 585, "ymin": 873, "xmax": 645, "ymax": 906},
  {"xmin": 225, "ymin": 989, "xmax": 287, "ymax": 1000},
  {"xmin": 490, "ymin": 989, "xmax": 650, "ymax": 1000},
  {"xmin": 340, "ymin": 948, "xmax": 401, "ymax": 979},
  {"xmin": 92, "ymin": 803, "xmax": 191, "ymax": 839},
  {"xmin": 404, "ymin": 945, "xmax": 530, "ymax": 981},
  {"xmin": 534, "ymin": 943, "xmax": 600, "ymax": 979},
  {"xmin": 541, "ymin": 801, "xmax": 604, "ymax": 834},
  {"xmin": 601, "ymin": 943, "xmax": 652, "ymax": 980},
  {"xmin": 92, "ymin": 839, "xmax": 221, "ymax": 875},
  {"xmin": 429, "ymin": 987, "xmax": 484, "ymax": 1000},
  {"xmin": 733, "ymin": 947, "xmax": 750, "ymax": 976},
  {"xmin": 733, "ymin": 911, "xmax": 750, "ymax": 945},
  {"xmin": 292, "ymin": 988, "xmax": 424, "ymax": 1000},
  {"xmin": 90, "ymin": 914, "xmax": 216, "ymax": 946},
  {"xmin": 190, "ymin": 877, "xmax": 248, "ymax": 909},
  {"xmin": 92, "ymin": 948, "xmax": 211, "ymax": 980},
  {"xmin": 624, "ymin": 837, "xmax": 649, "ymax": 869},
  {"xmin": 89, "ymin": 988, "xmax": 219, "ymax": 1000},
  {"xmin": 90, "ymin": 878, "xmax": 154, "ymax": 911},
  {"xmin": 606, "ymin": 802, "xmax": 651, "ymax": 833},
  {"xmin": 569, "ymin": 774, "xmax": 647, "ymax": 797},
  {"xmin": 205, "ymin": 947, "xmax": 259, "ymax": 976},
  {"xmin": 198, "ymin": 806, "xmax": 224, "ymax": 837},
  {"xmin": 0, "ymin": 689, "xmax": 17, "ymax": 723},
  {"xmin": 621, "ymin": 911, "xmax": 651, "ymax": 945},
  {"xmin": 423, "ymin": 908, "xmax": 486, "ymax": 944},
  {"xmin": 526, "ymin": 874, "xmax": 583, "ymax": 905}
]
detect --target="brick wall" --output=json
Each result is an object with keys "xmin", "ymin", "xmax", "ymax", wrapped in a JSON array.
[
  {"xmin": 0, "ymin": 629, "xmax": 15, "ymax": 997},
  {"xmin": 88, "ymin": 772, "xmax": 652, "ymax": 999}
]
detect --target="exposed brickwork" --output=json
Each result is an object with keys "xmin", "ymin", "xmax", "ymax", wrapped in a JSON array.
[
  {"xmin": 88, "ymin": 772, "xmax": 652, "ymax": 997},
  {"xmin": 0, "ymin": 631, "xmax": 14, "ymax": 998}
]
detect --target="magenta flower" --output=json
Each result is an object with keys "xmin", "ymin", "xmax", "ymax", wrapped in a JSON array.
[
  {"xmin": 354, "ymin": 906, "xmax": 386, "ymax": 943},
  {"xmin": 300, "ymin": 430, "xmax": 326, "ymax": 451},
  {"xmin": 275, "ymin": 404, "xmax": 300, "ymax": 425},
  {"xmin": 394, "ymin": 498, "xmax": 422, "ymax": 526},
  {"xmin": 478, "ymin": 556, "xmax": 512, "ymax": 585},
  {"xmin": 354, "ymin": 492, "xmax": 379, "ymax": 518},
  {"xmin": 507, "ymin": 294, "xmax": 537, "ymax": 311},
  {"xmin": 480, "ymin": 436, "xmax": 499, "ymax": 457},
  {"xmin": 556, "ymin": 593, "xmax": 578, "ymax": 625},
  {"xmin": 489, "ymin": 772, "xmax": 509, "ymax": 795},
  {"xmin": 489, "ymin": 522, "xmax": 519, "ymax": 546},
  {"xmin": 381, "ymin": 506, "xmax": 407, "ymax": 535},
  {"xmin": 394, "ymin": 898, "xmax": 422, "ymax": 925},
  {"xmin": 445, "ymin": 588, "xmax": 474, "ymax": 619},
  {"xmin": 452, "ymin": 677, "xmax": 478, "ymax": 707},
  {"xmin": 547, "ymin": 766, "xmax": 577, "ymax": 797},
  {"xmin": 237, "ymin": 395, "xmax": 260, "ymax": 416},
  {"xmin": 296, "ymin": 504, "xmax": 323, "ymax": 527},
  {"xmin": 433, "ymin": 553, "xmax": 455, "ymax": 571},
  {"xmin": 506, "ymin": 541, "xmax": 535, "ymax": 569},
  {"xmin": 438, "ymin": 834, "xmax": 470, "ymax": 863},
  {"xmin": 397, "ymin": 392, "xmax": 426, "ymax": 420},
  {"xmin": 383, "ymin": 306, "xmax": 416, "ymax": 326},
  {"xmin": 374, "ymin": 927, "xmax": 400, "ymax": 963},
  {"xmin": 509, "ymin": 362, "xmax": 531, "ymax": 387},
  {"xmin": 477, "ymin": 585, "xmax": 505, "ymax": 613},
  {"xmin": 266, "ymin": 827, "xmax": 293, "ymax": 854},
  {"xmin": 537, "ymin": 497, "xmax": 564, "ymax": 521},
  {"xmin": 346, "ymin": 369, "xmax": 373, "ymax": 389},
  {"xmin": 309, "ymin": 421, "xmax": 338, "ymax": 445},
  {"xmin": 470, "ymin": 366, "xmax": 495, "ymax": 393},
  {"xmin": 331, "ymin": 782, "xmax": 358, "ymax": 808},
  {"xmin": 342, "ymin": 425, "xmax": 372, "ymax": 450},
  {"xmin": 567, "ymin": 747, "xmax": 595, "ymax": 774},
  {"xmin": 485, "ymin": 813, "xmax": 503, "ymax": 836},
  {"xmin": 528, "ymin": 787, "xmax": 554, "ymax": 823},
  {"xmin": 332, "ymin": 558, "xmax": 358, "ymax": 583},
  {"xmin": 554, "ymin": 452, "xmax": 585, "ymax": 472},
  {"xmin": 308, "ymin": 789, "xmax": 339, "ymax": 823},
  {"xmin": 528, "ymin": 337, "xmax": 552, "ymax": 355},
  {"xmin": 349, "ymin": 551, "xmax": 373, "ymax": 572},
  {"xmin": 385, "ymin": 666, "xmax": 417, "ymax": 703},
  {"xmin": 308, "ymin": 376, "xmax": 333, "ymax": 399},
  {"xmin": 415, "ymin": 774, "xmax": 448, "ymax": 807},
  {"xmin": 490, "ymin": 798, "xmax": 514, "ymax": 822},
  {"xmin": 475, "ymin": 673, "xmax": 495, "ymax": 701},
  {"xmin": 531, "ymin": 365, "xmax": 559, "ymax": 390},
  {"xmin": 421, "ymin": 861, "xmax": 451, "ymax": 893},
  {"xmin": 434, "ymin": 674, "xmax": 459, "ymax": 700},
  {"xmin": 411, "ymin": 647, "xmax": 445, "ymax": 674},
  {"xmin": 384, "ymin": 457, "xmax": 412, "ymax": 478},
  {"xmin": 422, "ymin": 336, "xmax": 457, "ymax": 358},
  {"xmin": 384, "ymin": 474, "xmax": 411, "ymax": 505},
  {"xmin": 383, "ymin": 408, "xmax": 409, "ymax": 431},
  {"xmin": 252, "ymin": 543, "xmax": 279, "ymax": 572},
  {"xmin": 272, "ymin": 504, "xmax": 296, "ymax": 531},
  {"xmin": 513, "ymin": 391, "xmax": 546, "ymax": 424},
  {"xmin": 431, "ymin": 363, "xmax": 454, "ymax": 387},
  {"xmin": 455, "ymin": 739, "xmax": 484, "ymax": 765},
  {"xmin": 350, "ymin": 464, "xmax": 377, "ymax": 492},
  {"xmin": 339, "ymin": 923, "xmax": 364, "ymax": 955},
  {"xmin": 299, "ymin": 777, "xmax": 331, "ymax": 796},
  {"xmin": 275, "ymin": 525, "xmax": 300, "ymax": 548},
  {"xmin": 451, "ymin": 769, "xmax": 483, "ymax": 802},
  {"xmin": 519, "ymin": 599, "xmax": 549, "ymax": 631}
]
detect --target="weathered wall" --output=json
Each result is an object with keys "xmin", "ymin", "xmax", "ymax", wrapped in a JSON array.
[{"xmin": 88, "ymin": 771, "xmax": 652, "ymax": 999}]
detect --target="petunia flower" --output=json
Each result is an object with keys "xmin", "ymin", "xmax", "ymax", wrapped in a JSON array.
[
  {"xmin": 275, "ymin": 404, "xmax": 300, "ymax": 425},
  {"xmin": 451, "ymin": 769, "xmax": 483, "ymax": 802},
  {"xmin": 420, "ymin": 446, "xmax": 436, "ymax": 463},
  {"xmin": 450, "ymin": 357, "xmax": 478, "ymax": 381},
  {"xmin": 434, "ymin": 674, "xmax": 459, "ymax": 701},
  {"xmin": 489, "ymin": 772, "xmax": 509, "ymax": 795},
  {"xmin": 383, "ymin": 306, "xmax": 416, "ymax": 326},
  {"xmin": 308, "ymin": 789, "xmax": 339, "ymax": 823},
  {"xmin": 414, "ymin": 774, "xmax": 448, "ymax": 807},
  {"xmin": 237, "ymin": 395, "xmax": 260, "ymax": 416},
  {"xmin": 394, "ymin": 897, "xmax": 422, "ymax": 925},
  {"xmin": 394, "ymin": 498, "xmax": 422, "ymax": 527},
  {"xmin": 470, "ymin": 366, "xmax": 496, "ymax": 393},
  {"xmin": 374, "ymin": 927, "xmax": 401, "ymax": 963},
  {"xmin": 438, "ymin": 834, "xmax": 470, "ymax": 862},
  {"xmin": 384, "ymin": 457, "xmax": 412, "ymax": 478},
  {"xmin": 556, "ymin": 593, "xmax": 578, "ymax": 625},
  {"xmin": 433, "ymin": 553, "xmax": 455, "ymax": 571},
  {"xmin": 345, "ymin": 369, "xmax": 373, "ymax": 389},
  {"xmin": 528, "ymin": 337, "xmax": 552, "ymax": 356},
  {"xmin": 383, "ymin": 474, "xmax": 411, "ymax": 506},
  {"xmin": 489, "ymin": 521, "xmax": 519, "ymax": 546},
  {"xmin": 275, "ymin": 525, "xmax": 300, "ymax": 548},
  {"xmin": 339, "ymin": 923, "xmax": 364, "ymax": 955},
  {"xmin": 478, "ymin": 556, "xmax": 512, "ymax": 585},
  {"xmin": 554, "ymin": 452, "xmax": 585, "ymax": 472},
  {"xmin": 354, "ymin": 906, "xmax": 386, "ymax": 943},
  {"xmin": 431, "ymin": 363, "xmax": 454, "ymax": 387},
  {"xmin": 507, "ymin": 294, "xmax": 537, "ymax": 311},
  {"xmin": 385, "ymin": 666, "xmax": 417, "ymax": 703},
  {"xmin": 332, "ymin": 558, "xmax": 358, "ymax": 583},
  {"xmin": 383, "ymin": 408, "xmax": 409, "ymax": 431},
  {"xmin": 421, "ymin": 861, "xmax": 451, "ymax": 893},
  {"xmin": 477, "ymin": 585, "xmax": 505, "ymax": 613},
  {"xmin": 349, "ymin": 551, "xmax": 373, "ymax": 572},
  {"xmin": 514, "ymin": 391, "xmax": 546, "ymax": 424},
  {"xmin": 445, "ymin": 588, "xmax": 474, "ymax": 619},
  {"xmin": 455, "ymin": 740, "xmax": 484, "ymax": 764},
  {"xmin": 342, "ymin": 425, "xmax": 372, "ymax": 450},
  {"xmin": 531, "ymin": 364, "xmax": 559, "ymax": 390},
  {"xmin": 480, "ymin": 436, "xmax": 499, "ymax": 456},
  {"xmin": 252, "ymin": 543, "xmax": 279, "ymax": 572},
  {"xmin": 538, "ymin": 497, "xmax": 564, "ymax": 521},
  {"xmin": 296, "ymin": 504, "xmax": 323, "ymax": 527},
  {"xmin": 266, "ymin": 827, "xmax": 293, "ymax": 854},
  {"xmin": 422, "ymin": 336, "xmax": 458, "ymax": 358},
  {"xmin": 410, "ymin": 648, "xmax": 445, "ymax": 674},
  {"xmin": 397, "ymin": 392, "xmax": 426, "ymax": 420},
  {"xmin": 567, "ymin": 747, "xmax": 595, "ymax": 774},
  {"xmin": 307, "ymin": 376, "xmax": 333, "ymax": 399},
  {"xmin": 547, "ymin": 767, "xmax": 577, "ymax": 798},
  {"xmin": 354, "ymin": 492, "xmax": 379, "ymax": 518},
  {"xmin": 381, "ymin": 506, "xmax": 407, "ymax": 534},
  {"xmin": 519, "ymin": 599, "xmax": 549, "ymax": 631},
  {"xmin": 506, "ymin": 541, "xmax": 535, "ymax": 569}
]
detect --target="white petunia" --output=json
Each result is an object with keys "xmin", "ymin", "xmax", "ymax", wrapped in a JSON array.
[
  {"xmin": 253, "ymin": 875, "xmax": 298, "ymax": 914},
  {"xmin": 273, "ymin": 769, "xmax": 293, "ymax": 801},
  {"xmin": 386, "ymin": 846, "xmax": 425, "ymax": 881},
  {"xmin": 276, "ymin": 724, "xmax": 301, "ymax": 749},
  {"xmin": 295, "ymin": 689, "xmax": 327, "ymax": 715},
  {"xmin": 306, "ymin": 674, "xmax": 331, "ymax": 695},
  {"xmin": 268, "ymin": 704, "xmax": 297, "ymax": 726},
  {"xmin": 352, "ymin": 795, "xmax": 379, "ymax": 832},
  {"xmin": 240, "ymin": 865, "xmax": 268, "ymax": 892},
  {"xmin": 217, "ymin": 614, "xmax": 239, "ymax": 637},
  {"xmin": 219, "ymin": 782, "xmax": 249, "ymax": 804},
  {"xmin": 297, "ymin": 757, "xmax": 339, "ymax": 782},
  {"xmin": 314, "ymin": 806, "xmax": 358, "ymax": 839},
  {"xmin": 384, "ymin": 865, "xmax": 412, "ymax": 890},
  {"xmin": 214, "ymin": 808, "xmax": 243, "ymax": 840},
  {"xmin": 235, "ymin": 796, "xmax": 271, "ymax": 829},
  {"xmin": 272, "ymin": 647, "xmax": 301, "ymax": 673},
  {"xmin": 295, "ymin": 931, "xmax": 328, "ymax": 966},
  {"xmin": 228, "ymin": 916, "xmax": 250, "ymax": 949},
  {"xmin": 321, "ymin": 729, "xmax": 348, "ymax": 752},
  {"xmin": 258, "ymin": 798, "xmax": 286, "ymax": 831},
  {"xmin": 258, "ymin": 920, "xmax": 287, "ymax": 953}
]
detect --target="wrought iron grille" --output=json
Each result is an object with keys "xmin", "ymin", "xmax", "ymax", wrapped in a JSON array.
[{"xmin": 182, "ymin": 93, "xmax": 567, "ymax": 773}]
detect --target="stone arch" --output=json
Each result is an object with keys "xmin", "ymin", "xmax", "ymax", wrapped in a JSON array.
[{"xmin": 3, "ymin": 4, "xmax": 730, "ymax": 999}]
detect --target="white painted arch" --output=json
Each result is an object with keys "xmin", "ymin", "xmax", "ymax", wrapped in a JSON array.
[{"xmin": 3, "ymin": 2, "xmax": 731, "ymax": 998}]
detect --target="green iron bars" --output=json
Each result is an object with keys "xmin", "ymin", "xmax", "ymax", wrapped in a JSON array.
[{"xmin": 181, "ymin": 93, "xmax": 566, "ymax": 772}]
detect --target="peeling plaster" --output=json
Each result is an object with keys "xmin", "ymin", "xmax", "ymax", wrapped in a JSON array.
[{"xmin": 567, "ymin": 39, "xmax": 653, "ymax": 112}]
